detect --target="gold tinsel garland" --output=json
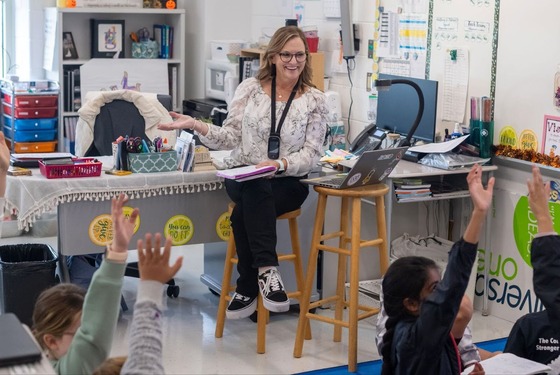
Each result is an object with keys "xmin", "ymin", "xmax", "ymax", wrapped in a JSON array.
[{"xmin": 494, "ymin": 145, "xmax": 560, "ymax": 168}]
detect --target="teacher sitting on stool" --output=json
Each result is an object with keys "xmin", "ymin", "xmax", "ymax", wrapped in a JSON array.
[{"xmin": 158, "ymin": 26, "xmax": 328, "ymax": 319}]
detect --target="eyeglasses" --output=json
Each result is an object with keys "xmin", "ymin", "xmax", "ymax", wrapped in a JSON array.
[{"xmin": 278, "ymin": 51, "xmax": 307, "ymax": 63}]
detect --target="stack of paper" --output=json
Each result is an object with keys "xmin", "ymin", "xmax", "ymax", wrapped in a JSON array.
[{"xmin": 461, "ymin": 353, "xmax": 552, "ymax": 375}]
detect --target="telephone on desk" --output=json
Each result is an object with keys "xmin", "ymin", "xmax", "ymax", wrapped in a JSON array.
[{"xmin": 348, "ymin": 123, "xmax": 387, "ymax": 155}]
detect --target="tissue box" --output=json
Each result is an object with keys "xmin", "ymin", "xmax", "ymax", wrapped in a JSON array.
[
  {"xmin": 128, "ymin": 151, "xmax": 178, "ymax": 173},
  {"xmin": 132, "ymin": 40, "xmax": 159, "ymax": 58}
]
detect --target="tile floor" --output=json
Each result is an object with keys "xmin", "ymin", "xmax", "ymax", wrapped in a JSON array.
[{"xmin": 3, "ymin": 235, "xmax": 514, "ymax": 374}]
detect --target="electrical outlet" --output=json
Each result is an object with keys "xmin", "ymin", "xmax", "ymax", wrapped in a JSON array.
[{"xmin": 368, "ymin": 40, "xmax": 374, "ymax": 59}]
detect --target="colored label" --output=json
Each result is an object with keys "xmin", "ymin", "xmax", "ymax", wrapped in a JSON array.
[
  {"xmin": 89, "ymin": 214, "xmax": 113, "ymax": 246},
  {"xmin": 518, "ymin": 129, "xmax": 538, "ymax": 151},
  {"xmin": 216, "ymin": 211, "xmax": 232, "ymax": 241},
  {"xmin": 123, "ymin": 206, "xmax": 141, "ymax": 234},
  {"xmin": 498, "ymin": 126, "xmax": 517, "ymax": 147},
  {"xmin": 164, "ymin": 215, "xmax": 194, "ymax": 246},
  {"xmin": 513, "ymin": 195, "xmax": 560, "ymax": 267}
]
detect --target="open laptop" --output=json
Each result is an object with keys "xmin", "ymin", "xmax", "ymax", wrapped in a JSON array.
[
  {"xmin": 0, "ymin": 313, "xmax": 43, "ymax": 367},
  {"xmin": 303, "ymin": 147, "xmax": 407, "ymax": 189}
]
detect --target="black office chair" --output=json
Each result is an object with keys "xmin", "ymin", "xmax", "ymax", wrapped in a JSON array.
[{"xmin": 80, "ymin": 94, "xmax": 180, "ymax": 306}]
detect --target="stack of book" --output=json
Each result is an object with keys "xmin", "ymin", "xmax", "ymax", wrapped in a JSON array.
[
  {"xmin": 393, "ymin": 178, "xmax": 432, "ymax": 202},
  {"xmin": 192, "ymin": 146, "xmax": 216, "ymax": 172}
]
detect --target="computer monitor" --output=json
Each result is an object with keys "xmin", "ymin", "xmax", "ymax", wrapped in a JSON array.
[{"xmin": 376, "ymin": 73, "xmax": 438, "ymax": 143}]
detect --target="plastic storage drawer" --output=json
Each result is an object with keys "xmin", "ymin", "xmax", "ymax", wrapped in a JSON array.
[
  {"xmin": 2, "ymin": 103, "xmax": 57, "ymax": 119},
  {"xmin": 3, "ymin": 115, "xmax": 57, "ymax": 131},
  {"xmin": 3, "ymin": 126, "xmax": 57, "ymax": 142},
  {"xmin": 11, "ymin": 140, "xmax": 58, "ymax": 153},
  {"xmin": 2, "ymin": 93, "xmax": 58, "ymax": 108}
]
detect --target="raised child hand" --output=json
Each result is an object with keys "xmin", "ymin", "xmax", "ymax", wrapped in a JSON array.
[
  {"xmin": 527, "ymin": 165, "xmax": 554, "ymax": 233},
  {"xmin": 137, "ymin": 233, "xmax": 183, "ymax": 283},
  {"xmin": 111, "ymin": 194, "xmax": 139, "ymax": 253},
  {"xmin": 467, "ymin": 164, "xmax": 495, "ymax": 213}
]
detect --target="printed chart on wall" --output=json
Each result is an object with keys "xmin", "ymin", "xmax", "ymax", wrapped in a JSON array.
[
  {"xmin": 376, "ymin": 0, "xmax": 430, "ymax": 80},
  {"xmin": 494, "ymin": 0, "xmax": 560, "ymax": 154},
  {"xmin": 427, "ymin": 0, "xmax": 498, "ymax": 130}
]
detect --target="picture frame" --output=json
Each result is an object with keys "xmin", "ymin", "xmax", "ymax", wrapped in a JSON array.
[
  {"xmin": 90, "ymin": 19, "xmax": 125, "ymax": 58},
  {"xmin": 62, "ymin": 32, "xmax": 78, "ymax": 60}
]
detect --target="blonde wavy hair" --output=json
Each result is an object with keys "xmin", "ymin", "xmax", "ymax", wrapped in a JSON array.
[{"xmin": 256, "ymin": 26, "xmax": 315, "ymax": 91}]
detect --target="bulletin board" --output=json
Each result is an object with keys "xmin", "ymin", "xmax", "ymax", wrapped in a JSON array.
[
  {"xmin": 375, "ymin": 0, "xmax": 499, "ymax": 136},
  {"xmin": 427, "ymin": 0, "xmax": 498, "ymax": 131},
  {"xmin": 493, "ymin": 0, "xmax": 560, "ymax": 154}
]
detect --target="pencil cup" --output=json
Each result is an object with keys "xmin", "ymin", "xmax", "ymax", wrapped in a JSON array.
[
  {"xmin": 469, "ymin": 119, "xmax": 481, "ymax": 148},
  {"xmin": 479, "ymin": 121, "xmax": 494, "ymax": 159}
]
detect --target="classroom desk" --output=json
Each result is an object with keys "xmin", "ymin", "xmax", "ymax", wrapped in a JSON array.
[
  {"xmin": 387, "ymin": 160, "xmax": 497, "ymax": 315},
  {"xmin": 4, "ymin": 168, "xmax": 230, "ymax": 281}
]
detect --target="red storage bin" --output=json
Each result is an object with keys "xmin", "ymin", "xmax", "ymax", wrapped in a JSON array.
[
  {"xmin": 39, "ymin": 158, "xmax": 102, "ymax": 179},
  {"xmin": 3, "ymin": 103, "xmax": 57, "ymax": 119},
  {"xmin": 2, "ymin": 93, "xmax": 58, "ymax": 108}
]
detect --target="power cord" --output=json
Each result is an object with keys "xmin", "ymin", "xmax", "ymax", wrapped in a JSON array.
[{"xmin": 344, "ymin": 57, "xmax": 355, "ymax": 146}]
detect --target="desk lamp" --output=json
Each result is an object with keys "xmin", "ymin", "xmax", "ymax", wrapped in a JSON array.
[{"xmin": 374, "ymin": 78, "xmax": 425, "ymax": 148}]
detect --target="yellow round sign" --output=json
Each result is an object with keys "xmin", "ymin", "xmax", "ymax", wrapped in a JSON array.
[
  {"xmin": 518, "ymin": 129, "xmax": 538, "ymax": 151},
  {"xmin": 89, "ymin": 214, "xmax": 113, "ymax": 246},
  {"xmin": 498, "ymin": 126, "xmax": 517, "ymax": 147},
  {"xmin": 164, "ymin": 215, "xmax": 194, "ymax": 246},
  {"xmin": 216, "ymin": 211, "xmax": 232, "ymax": 241}
]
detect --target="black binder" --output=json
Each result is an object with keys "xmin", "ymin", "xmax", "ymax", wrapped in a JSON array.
[{"xmin": 0, "ymin": 313, "xmax": 42, "ymax": 367}]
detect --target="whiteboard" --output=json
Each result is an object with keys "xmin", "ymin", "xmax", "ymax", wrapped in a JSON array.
[
  {"xmin": 428, "ymin": 0, "xmax": 497, "ymax": 134},
  {"xmin": 493, "ymin": 0, "xmax": 560, "ymax": 150}
]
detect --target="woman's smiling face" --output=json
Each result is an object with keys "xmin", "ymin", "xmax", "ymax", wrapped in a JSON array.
[{"xmin": 272, "ymin": 36, "xmax": 306, "ymax": 84}]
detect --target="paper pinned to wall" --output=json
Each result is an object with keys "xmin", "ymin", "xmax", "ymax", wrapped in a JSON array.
[
  {"xmin": 441, "ymin": 48, "xmax": 469, "ymax": 123},
  {"xmin": 377, "ymin": 12, "xmax": 400, "ymax": 58},
  {"xmin": 43, "ymin": 8, "xmax": 57, "ymax": 71}
]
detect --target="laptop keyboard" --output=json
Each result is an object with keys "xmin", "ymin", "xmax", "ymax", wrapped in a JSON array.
[{"xmin": 320, "ymin": 177, "xmax": 345, "ymax": 186}]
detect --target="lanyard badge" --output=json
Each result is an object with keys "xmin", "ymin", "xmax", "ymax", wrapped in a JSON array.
[{"xmin": 268, "ymin": 134, "xmax": 281, "ymax": 159}]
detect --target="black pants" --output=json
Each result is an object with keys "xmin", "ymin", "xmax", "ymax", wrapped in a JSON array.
[{"xmin": 225, "ymin": 176, "xmax": 309, "ymax": 298}]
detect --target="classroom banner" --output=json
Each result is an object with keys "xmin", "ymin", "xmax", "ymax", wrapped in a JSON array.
[{"xmin": 474, "ymin": 185, "xmax": 560, "ymax": 322}]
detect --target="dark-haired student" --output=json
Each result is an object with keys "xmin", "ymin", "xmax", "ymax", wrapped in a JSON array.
[
  {"xmin": 379, "ymin": 164, "xmax": 493, "ymax": 375},
  {"xmin": 503, "ymin": 165, "xmax": 560, "ymax": 372}
]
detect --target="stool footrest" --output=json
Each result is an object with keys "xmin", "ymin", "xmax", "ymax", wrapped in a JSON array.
[
  {"xmin": 308, "ymin": 295, "xmax": 340, "ymax": 310},
  {"xmin": 278, "ymin": 254, "xmax": 297, "ymax": 261},
  {"xmin": 317, "ymin": 244, "xmax": 352, "ymax": 256},
  {"xmin": 306, "ymin": 313, "xmax": 350, "ymax": 328},
  {"xmin": 320, "ymin": 230, "xmax": 345, "ymax": 242},
  {"xmin": 360, "ymin": 238, "xmax": 384, "ymax": 248}
]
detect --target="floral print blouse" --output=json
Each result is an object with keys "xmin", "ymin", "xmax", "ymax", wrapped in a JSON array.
[{"xmin": 197, "ymin": 77, "xmax": 328, "ymax": 177}]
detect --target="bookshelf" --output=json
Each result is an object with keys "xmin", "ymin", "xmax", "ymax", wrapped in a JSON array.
[
  {"xmin": 240, "ymin": 48, "xmax": 325, "ymax": 91},
  {"xmin": 43, "ymin": 7, "xmax": 185, "ymax": 152}
]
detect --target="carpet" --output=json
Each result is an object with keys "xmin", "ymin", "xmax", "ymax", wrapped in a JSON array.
[{"xmin": 296, "ymin": 338, "xmax": 507, "ymax": 375}]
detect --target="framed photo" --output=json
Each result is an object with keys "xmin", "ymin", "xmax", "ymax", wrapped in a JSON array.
[
  {"xmin": 90, "ymin": 19, "xmax": 125, "ymax": 58},
  {"xmin": 62, "ymin": 32, "xmax": 78, "ymax": 60}
]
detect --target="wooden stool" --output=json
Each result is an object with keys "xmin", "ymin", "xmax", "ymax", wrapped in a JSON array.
[
  {"xmin": 293, "ymin": 184, "xmax": 390, "ymax": 372},
  {"xmin": 215, "ymin": 203, "xmax": 311, "ymax": 354}
]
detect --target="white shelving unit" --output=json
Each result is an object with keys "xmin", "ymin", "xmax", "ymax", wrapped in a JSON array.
[{"xmin": 43, "ymin": 7, "xmax": 185, "ymax": 152}]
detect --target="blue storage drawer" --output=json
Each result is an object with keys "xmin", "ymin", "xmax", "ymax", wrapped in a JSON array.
[
  {"xmin": 3, "ymin": 126, "xmax": 57, "ymax": 142},
  {"xmin": 3, "ymin": 115, "xmax": 57, "ymax": 131}
]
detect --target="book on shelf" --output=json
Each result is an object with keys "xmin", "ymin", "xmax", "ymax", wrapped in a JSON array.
[
  {"xmin": 216, "ymin": 165, "xmax": 276, "ymax": 181},
  {"xmin": 395, "ymin": 183, "xmax": 432, "ymax": 190},
  {"xmin": 395, "ymin": 188, "xmax": 431, "ymax": 195},
  {"xmin": 153, "ymin": 24, "xmax": 174, "ymax": 59}
]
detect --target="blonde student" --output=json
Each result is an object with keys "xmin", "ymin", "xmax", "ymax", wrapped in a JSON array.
[{"xmin": 32, "ymin": 193, "xmax": 138, "ymax": 375}]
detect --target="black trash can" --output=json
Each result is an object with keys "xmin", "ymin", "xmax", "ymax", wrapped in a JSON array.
[{"xmin": 0, "ymin": 244, "xmax": 58, "ymax": 327}]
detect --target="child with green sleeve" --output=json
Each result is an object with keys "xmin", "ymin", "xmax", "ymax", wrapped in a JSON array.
[{"xmin": 32, "ymin": 193, "xmax": 138, "ymax": 375}]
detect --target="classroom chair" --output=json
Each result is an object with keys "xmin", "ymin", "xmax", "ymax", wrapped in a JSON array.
[
  {"xmin": 215, "ymin": 202, "xmax": 311, "ymax": 354},
  {"xmin": 293, "ymin": 184, "xmax": 390, "ymax": 372}
]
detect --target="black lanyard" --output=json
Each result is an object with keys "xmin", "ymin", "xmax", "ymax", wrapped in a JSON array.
[{"xmin": 270, "ymin": 76, "xmax": 298, "ymax": 138}]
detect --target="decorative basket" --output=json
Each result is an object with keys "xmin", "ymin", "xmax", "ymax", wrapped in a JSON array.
[
  {"xmin": 128, "ymin": 151, "xmax": 178, "ymax": 173},
  {"xmin": 39, "ymin": 158, "xmax": 102, "ymax": 179}
]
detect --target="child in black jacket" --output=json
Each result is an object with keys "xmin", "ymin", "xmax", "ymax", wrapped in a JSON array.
[
  {"xmin": 380, "ymin": 164, "xmax": 493, "ymax": 375},
  {"xmin": 504, "ymin": 165, "xmax": 560, "ymax": 372}
]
